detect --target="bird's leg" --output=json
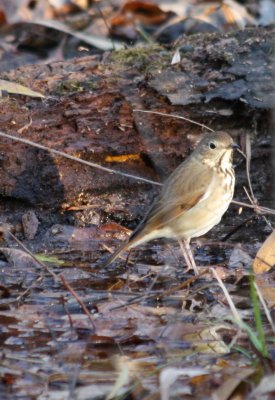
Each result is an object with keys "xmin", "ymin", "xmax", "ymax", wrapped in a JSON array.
[
  {"xmin": 178, "ymin": 240, "xmax": 199, "ymax": 275},
  {"xmin": 184, "ymin": 239, "xmax": 199, "ymax": 275},
  {"xmin": 178, "ymin": 239, "xmax": 197, "ymax": 275},
  {"xmin": 178, "ymin": 240, "xmax": 194, "ymax": 273}
]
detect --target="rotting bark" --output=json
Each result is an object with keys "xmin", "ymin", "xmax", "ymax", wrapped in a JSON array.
[{"xmin": 0, "ymin": 26, "xmax": 273, "ymax": 245}]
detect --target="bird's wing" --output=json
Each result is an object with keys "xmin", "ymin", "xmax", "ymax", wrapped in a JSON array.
[
  {"xmin": 103, "ymin": 161, "xmax": 214, "ymax": 267},
  {"xmin": 131, "ymin": 162, "xmax": 214, "ymax": 238}
]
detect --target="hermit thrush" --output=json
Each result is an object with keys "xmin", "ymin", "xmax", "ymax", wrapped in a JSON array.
[{"xmin": 103, "ymin": 132, "xmax": 238, "ymax": 274}]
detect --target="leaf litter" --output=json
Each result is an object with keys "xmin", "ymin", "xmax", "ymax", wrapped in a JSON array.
[{"xmin": 0, "ymin": 228, "xmax": 273, "ymax": 399}]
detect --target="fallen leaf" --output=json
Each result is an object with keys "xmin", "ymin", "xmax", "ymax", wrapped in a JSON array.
[
  {"xmin": 253, "ymin": 230, "xmax": 275, "ymax": 274},
  {"xmin": 211, "ymin": 367, "xmax": 255, "ymax": 400},
  {"xmin": 183, "ymin": 325, "xmax": 231, "ymax": 354},
  {"xmin": 249, "ymin": 373, "xmax": 275, "ymax": 400},
  {"xmin": 159, "ymin": 367, "xmax": 208, "ymax": 400},
  {"xmin": 254, "ymin": 274, "xmax": 275, "ymax": 308},
  {"xmin": 105, "ymin": 154, "xmax": 141, "ymax": 163},
  {"xmin": 0, "ymin": 79, "xmax": 45, "ymax": 98},
  {"xmin": 0, "ymin": 247, "xmax": 40, "ymax": 269},
  {"xmin": 35, "ymin": 254, "xmax": 64, "ymax": 265},
  {"xmin": 171, "ymin": 48, "xmax": 181, "ymax": 65},
  {"xmin": 229, "ymin": 245, "xmax": 252, "ymax": 269},
  {"xmin": 107, "ymin": 356, "xmax": 129, "ymax": 400},
  {"xmin": 110, "ymin": 1, "xmax": 169, "ymax": 27}
]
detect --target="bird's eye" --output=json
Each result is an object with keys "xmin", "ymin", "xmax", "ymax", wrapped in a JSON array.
[{"xmin": 209, "ymin": 142, "xmax": 216, "ymax": 149}]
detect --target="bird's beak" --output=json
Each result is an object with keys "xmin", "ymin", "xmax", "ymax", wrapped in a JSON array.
[{"xmin": 230, "ymin": 143, "xmax": 240, "ymax": 149}]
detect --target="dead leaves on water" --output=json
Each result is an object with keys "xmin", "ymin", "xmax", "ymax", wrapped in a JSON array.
[{"xmin": 0, "ymin": 225, "xmax": 274, "ymax": 399}]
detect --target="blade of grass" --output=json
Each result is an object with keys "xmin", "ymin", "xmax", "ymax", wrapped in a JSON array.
[
  {"xmin": 211, "ymin": 268, "xmax": 269, "ymax": 357},
  {"xmin": 233, "ymin": 345, "xmax": 254, "ymax": 359},
  {"xmin": 232, "ymin": 318, "xmax": 264, "ymax": 355},
  {"xmin": 249, "ymin": 268, "xmax": 269, "ymax": 357}
]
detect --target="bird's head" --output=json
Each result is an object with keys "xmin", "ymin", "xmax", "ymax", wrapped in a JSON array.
[{"xmin": 194, "ymin": 131, "xmax": 239, "ymax": 168}]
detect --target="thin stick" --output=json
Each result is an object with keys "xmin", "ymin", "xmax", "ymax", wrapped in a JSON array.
[
  {"xmin": 0, "ymin": 130, "xmax": 162, "ymax": 187},
  {"xmin": 3, "ymin": 228, "xmax": 58, "ymax": 280},
  {"xmin": 231, "ymin": 200, "xmax": 275, "ymax": 216},
  {"xmin": 211, "ymin": 268, "xmax": 242, "ymax": 324},
  {"xmin": 245, "ymin": 134, "xmax": 256, "ymax": 202},
  {"xmin": 110, "ymin": 271, "xmax": 205, "ymax": 311},
  {"xmin": 16, "ymin": 275, "xmax": 44, "ymax": 303},
  {"xmin": 60, "ymin": 274, "xmax": 96, "ymax": 331},
  {"xmin": 254, "ymin": 281, "xmax": 275, "ymax": 333},
  {"xmin": 60, "ymin": 296, "xmax": 75, "ymax": 330},
  {"xmin": 163, "ymin": 270, "xmax": 206, "ymax": 297},
  {"xmin": 91, "ymin": 3, "xmax": 114, "ymax": 49},
  {"xmin": 243, "ymin": 186, "xmax": 255, "ymax": 206},
  {"xmin": 236, "ymin": 147, "xmax": 247, "ymax": 159},
  {"xmin": 242, "ymin": 135, "xmax": 273, "ymax": 228},
  {"xmin": 133, "ymin": 109, "xmax": 215, "ymax": 132}
]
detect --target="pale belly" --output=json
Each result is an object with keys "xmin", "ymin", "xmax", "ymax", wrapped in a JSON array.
[
  {"xmin": 129, "ymin": 168, "xmax": 234, "ymax": 248},
  {"xmin": 172, "ymin": 180, "xmax": 233, "ymax": 240}
]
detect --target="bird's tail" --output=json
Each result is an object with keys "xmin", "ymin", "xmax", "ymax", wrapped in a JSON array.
[
  {"xmin": 102, "ymin": 238, "xmax": 132, "ymax": 268},
  {"xmin": 102, "ymin": 217, "xmax": 153, "ymax": 268}
]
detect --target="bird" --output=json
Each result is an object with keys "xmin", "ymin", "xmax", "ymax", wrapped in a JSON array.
[{"xmin": 103, "ymin": 131, "xmax": 239, "ymax": 274}]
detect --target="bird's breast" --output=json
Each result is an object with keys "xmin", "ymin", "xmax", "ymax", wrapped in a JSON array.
[{"xmin": 171, "ymin": 166, "xmax": 235, "ymax": 240}]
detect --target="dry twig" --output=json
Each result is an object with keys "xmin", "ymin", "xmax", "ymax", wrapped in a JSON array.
[
  {"xmin": 60, "ymin": 274, "xmax": 97, "ymax": 331},
  {"xmin": 0, "ymin": 130, "xmax": 161, "ymax": 187},
  {"xmin": 133, "ymin": 109, "xmax": 215, "ymax": 132},
  {"xmin": 2, "ymin": 228, "xmax": 58, "ymax": 280}
]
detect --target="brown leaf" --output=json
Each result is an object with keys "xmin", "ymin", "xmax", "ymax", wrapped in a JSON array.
[
  {"xmin": 105, "ymin": 154, "xmax": 141, "ymax": 163},
  {"xmin": 253, "ymin": 231, "xmax": 275, "ymax": 274},
  {"xmin": 0, "ymin": 9, "xmax": 7, "ymax": 26},
  {"xmin": 211, "ymin": 367, "xmax": 255, "ymax": 400},
  {"xmin": 254, "ymin": 274, "xmax": 275, "ymax": 308},
  {"xmin": 110, "ymin": 1, "xmax": 169, "ymax": 27}
]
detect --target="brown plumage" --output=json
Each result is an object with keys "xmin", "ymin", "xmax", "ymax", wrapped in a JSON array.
[{"xmin": 103, "ymin": 132, "xmax": 238, "ymax": 272}]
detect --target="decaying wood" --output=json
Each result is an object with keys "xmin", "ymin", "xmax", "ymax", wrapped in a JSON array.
[{"xmin": 0, "ymin": 26, "xmax": 273, "ymax": 230}]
